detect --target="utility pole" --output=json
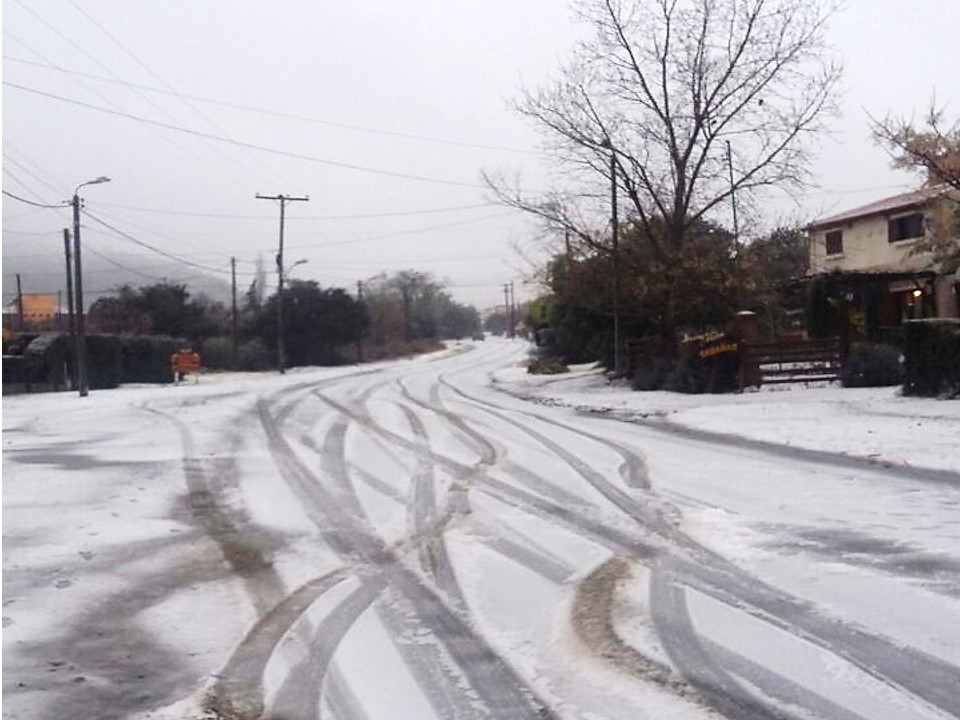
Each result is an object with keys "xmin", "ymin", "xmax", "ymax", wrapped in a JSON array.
[
  {"xmin": 63, "ymin": 229, "xmax": 77, "ymax": 389},
  {"xmin": 72, "ymin": 176, "xmax": 110, "ymax": 397},
  {"xmin": 231, "ymin": 257, "xmax": 239, "ymax": 369},
  {"xmin": 356, "ymin": 280, "xmax": 365, "ymax": 362},
  {"xmin": 609, "ymin": 149, "xmax": 622, "ymax": 376},
  {"xmin": 256, "ymin": 193, "xmax": 309, "ymax": 374},
  {"xmin": 73, "ymin": 193, "xmax": 89, "ymax": 396},
  {"xmin": 502, "ymin": 283, "xmax": 511, "ymax": 338},
  {"xmin": 15, "ymin": 274, "xmax": 25, "ymax": 331},
  {"xmin": 726, "ymin": 140, "xmax": 740, "ymax": 251},
  {"xmin": 510, "ymin": 280, "xmax": 520, "ymax": 337}
]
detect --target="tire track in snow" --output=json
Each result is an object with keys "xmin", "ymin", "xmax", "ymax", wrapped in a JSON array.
[
  {"xmin": 649, "ymin": 560, "xmax": 797, "ymax": 720},
  {"xmin": 142, "ymin": 405, "xmax": 286, "ymax": 615},
  {"xmin": 438, "ymin": 370, "xmax": 960, "ymax": 719},
  {"xmin": 619, "ymin": 414, "xmax": 960, "ymax": 488},
  {"xmin": 394, "ymin": 402, "xmax": 461, "ymax": 602},
  {"xmin": 143, "ymin": 401, "xmax": 358, "ymax": 720},
  {"xmin": 212, "ymin": 569, "xmax": 351, "ymax": 719},
  {"xmin": 401, "ymin": 378, "xmax": 592, "ymax": 511},
  {"xmin": 319, "ymin": 367, "xmax": 960, "ymax": 719},
  {"xmin": 258, "ymin": 396, "xmax": 559, "ymax": 720},
  {"xmin": 298, "ymin": 387, "xmax": 493, "ymax": 720},
  {"xmin": 269, "ymin": 578, "xmax": 385, "ymax": 720}
]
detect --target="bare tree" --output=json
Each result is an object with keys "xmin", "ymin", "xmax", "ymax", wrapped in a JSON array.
[
  {"xmin": 872, "ymin": 105, "xmax": 960, "ymax": 268},
  {"xmin": 872, "ymin": 104, "xmax": 960, "ymax": 192},
  {"xmin": 489, "ymin": 0, "xmax": 842, "ymax": 259}
]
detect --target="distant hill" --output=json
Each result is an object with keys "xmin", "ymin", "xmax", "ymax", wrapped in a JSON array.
[{"xmin": 2, "ymin": 249, "xmax": 233, "ymax": 311}]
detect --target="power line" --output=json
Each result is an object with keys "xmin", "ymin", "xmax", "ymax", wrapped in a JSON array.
[
  {"xmin": 2, "ymin": 145, "xmax": 68, "ymax": 197},
  {"xmin": 80, "ymin": 243, "xmax": 171, "ymax": 281},
  {"xmin": 3, "ymin": 54, "xmax": 543, "ymax": 156},
  {"xmin": 61, "ymin": 0, "xmax": 289, "ymax": 190},
  {"xmin": 2, "ymin": 20, "xmax": 253, "ymax": 192},
  {"xmin": 88, "ymin": 200, "xmax": 499, "ymax": 221},
  {"xmin": 81, "ymin": 210, "xmax": 253, "ymax": 277},
  {"xmin": 286, "ymin": 211, "xmax": 516, "ymax": 249},
  {"xmin": 87, "ymin": 204, "xmax": 240, "ymax": 255},
  {"xmin": 4, "ymin": 81, "xmax": 489, "ymax": 190},
  {"xmin": 1, "ymin": 189, "xmax": 70, "ymax": 208}
]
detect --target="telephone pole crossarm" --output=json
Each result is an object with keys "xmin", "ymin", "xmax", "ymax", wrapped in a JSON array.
[{"xmin": 255, "ymin": 193, "xmax": 309, "ymax": 374}]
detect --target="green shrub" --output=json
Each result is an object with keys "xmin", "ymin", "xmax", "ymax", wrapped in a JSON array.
[
  {"xmin": 201, "ymin": 336, "xmax": 235, "ymax": 370},
  {"xmin": 527, "ymin": 356, "xmax": 569, "ymax": 375},
  {"xmin": 120, "ymin": 335, "xmax": 180, "ymax": 383},
  {"xmin": 23, "ymin": 333, "xmax": 72, "ymax": 390},
  {"xmin": 631, "ymin": 357, "xmax": 673, "ymax": 391},
  {"xmin": 841, "ymin": 343, "xmax": 904, "ymax": 388},
  {"xmin": 86, "ymin": 335, "xmax": 122, "ymax": 389},
  {"xmin": 238, "ymin": 339, "xmax": 272, "ymax": 371},
  {"xmin": 903, "ymin": 319, "xmax": 960, "ymax": 398}
]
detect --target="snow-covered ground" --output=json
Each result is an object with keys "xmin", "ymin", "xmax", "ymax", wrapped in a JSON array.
[
  {"xmin": 494, "ymin": 363, "xmax": 960, "ymax": 473},
  {"xmin": 4, "ymin": 339, "xmax": 959, "ymax": 720}
]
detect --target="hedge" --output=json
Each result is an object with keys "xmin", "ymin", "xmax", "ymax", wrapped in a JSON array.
[
  {"xmin": 86, "ymin": 335, "xmax": 123, "ymax": 389},
  {"xmin": 841, "ymin": 343, "xmax": 903, "ymax": 388},
  {"xmin": 24, "ymin": 333, "xmax": 73, "ymax": 390},
  {"xmin": 902, "ymin": 319, "xmax": 960, "ymax": 398},
  {"xmin": 121, "ymin": 335, "xmax": 181, "ymax": 383}
]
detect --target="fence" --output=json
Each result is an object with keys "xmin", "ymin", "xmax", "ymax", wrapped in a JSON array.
[{"xmin": 741, "ymin": 337, "xmax": 841, "ymax": 387}]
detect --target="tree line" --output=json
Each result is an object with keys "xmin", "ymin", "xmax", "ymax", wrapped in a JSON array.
[{"xmin": 85, "ymin": 269, "xmax": 482, "ymax": 370}]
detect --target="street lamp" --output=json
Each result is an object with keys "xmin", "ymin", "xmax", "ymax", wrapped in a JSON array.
[
  {"xmin": 72, "ymin": 175, "xmax": 111, "ymax": 397},
  {"xmin": 287, "ymin": 259, "xmax": 308, "ymax": 275},
  {"xmin": 600, "ymin": 139, "xmax": 622, "ymax": 376}
]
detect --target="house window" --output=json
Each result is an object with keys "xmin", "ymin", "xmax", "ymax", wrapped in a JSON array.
[
  {"xmin": 824, "ymin": 230, "xmax": 843, "ymax": 255},
  {"xmin": 888, "ymin": 213, "xmax": 925, "ymax": 243}
]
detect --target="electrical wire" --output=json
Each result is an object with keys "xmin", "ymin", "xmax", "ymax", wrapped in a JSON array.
[
  {"xmin": 3, "ymin": 54, "xmax": 543, "ymax": 156},
  {"xmin": 286, "ymin": 211, "xmax": 516, "ymax": 249},
  {"xmin": 2, "ymin": 20, "xmax": 254, "ymax": 192},
  {"xmin": 4, "ymin": 81, "xmax": 490, "ymax": 190},
  {"xmin": 1, "ymin": 189, "xmax": 70, "ymax": 208},
  {"xmin": 81, "ymin": 242, "xmax": 171, "ymax": 281},
  {"xmin": 88, "ymin": 200, "xmax": 500, "ymax": 221},
  {"xmin": 81, "ymin": 210, "xmax": 250, "ymax": 276}
]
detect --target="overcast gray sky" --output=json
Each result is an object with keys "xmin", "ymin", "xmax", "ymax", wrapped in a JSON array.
[{"xmin": 3, "ymin": 0, "xmax": 958, "ymax": 310}]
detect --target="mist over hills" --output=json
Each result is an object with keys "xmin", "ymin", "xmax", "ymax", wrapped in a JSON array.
[{"xmin": 2, "ymin": 248, "xmax": 233, "ymax": 311}]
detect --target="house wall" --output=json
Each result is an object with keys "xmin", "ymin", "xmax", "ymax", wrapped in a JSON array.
[{"xmin": 809, "ymin": 211, "xmax": 932, "ymax": 274}]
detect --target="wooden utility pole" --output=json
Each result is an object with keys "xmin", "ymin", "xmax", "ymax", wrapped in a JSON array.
[
  {"xmin": 15, "ymin": 273, "xmax": 25, "ymax": 331},
  {"xmin": 63, "ymin": 229, "xmax": 77, "ymax": 389},
  {"xmin": 231, "ymin": 257, "xmax": 239, "ymax": 369},
  {"xmin": 502, "ymin": 283, "xmax": 511, "ymax": 338},
  {"xmin": 610, "ymin": 150, "xmax": 622, "ymax": 376},
  {"xmin": 356, "ymin": 280, "xmax": 365, "ymax": 363},
  {"xmin": 71, "ymin": 176, "xmax": 110, "ymax": 397},
  {"xmin": 255, "ymin": 193, "xmax": 309, "ymax": 374},
  {"xmin": 726, "ymin": 140, "xmax": 740, "ymax": 251},
  {"xmin": 73, "ymin": 192, "xmax": 89, "ymax": 396},
  {"xmin": 510, "ymin": 280, "xmax": 520, "ymax": 337}
]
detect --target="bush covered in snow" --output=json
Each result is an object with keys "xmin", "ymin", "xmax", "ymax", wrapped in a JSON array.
[{"xmin": 528, "ymin": 356, "xmax": 570, "ymax": 375}]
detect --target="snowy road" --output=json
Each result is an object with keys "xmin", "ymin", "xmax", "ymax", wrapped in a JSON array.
[{"xmin": 4, "ymin": 339, "xmax": 959, "ymax": 720}]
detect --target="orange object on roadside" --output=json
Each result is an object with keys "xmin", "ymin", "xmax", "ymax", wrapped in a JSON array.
[{"xmin": 171, "ymin": 348, "xmax": 202, "ymax": 378}]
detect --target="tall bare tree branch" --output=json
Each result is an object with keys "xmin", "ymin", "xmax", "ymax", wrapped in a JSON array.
[{"xmin": 490, "ymin": 0, "xmax": 842, "ymax": 258}]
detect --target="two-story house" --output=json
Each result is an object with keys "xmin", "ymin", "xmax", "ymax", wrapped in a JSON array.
[{"xmin": 807, "ymin": 184, "xmax": 959, "ymax": 338}]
